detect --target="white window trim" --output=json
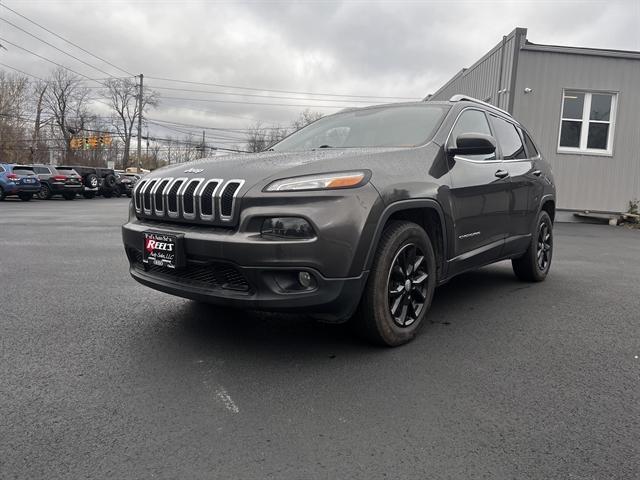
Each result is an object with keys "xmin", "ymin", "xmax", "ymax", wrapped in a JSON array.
[{"xmin": 557, "ymin": 89, "xmax": 617, "ymax": 157}]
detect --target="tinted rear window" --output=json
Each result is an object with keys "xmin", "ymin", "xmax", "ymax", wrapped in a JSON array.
[{"xmin": 13, "ymin": 168, "xmax": 36, "ymax": 175}]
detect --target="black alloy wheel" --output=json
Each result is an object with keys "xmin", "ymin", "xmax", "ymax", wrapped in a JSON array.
[
  {"xmin": 512, "ymin": 210, "xmax": 553, "ymax": 282},
  {"xmin": 387, "ymin": 243, "xmax": 429, "ymax": 327},
  {"xmin": 537, "ymin": 221, "xmax": 552, "ymax": 271}
]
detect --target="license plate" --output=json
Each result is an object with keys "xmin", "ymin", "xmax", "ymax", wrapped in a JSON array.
[
  {"xmin": 143, "ymin": 231, "xmax": 185, "ymax": 269},
  {"xmin": 23, "ymin": 178, "xmax": 34, "ymax": 183}
]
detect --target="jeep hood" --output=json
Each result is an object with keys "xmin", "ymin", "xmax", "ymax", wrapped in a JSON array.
[{"xmin": 147, "ymin": 147, "xmax": 410, "ymax": 192}]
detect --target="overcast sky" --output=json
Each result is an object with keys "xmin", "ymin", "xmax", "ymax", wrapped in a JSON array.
[{"xmin": 2, "ymin": 0, "xmax": 639, "ymax": 147}]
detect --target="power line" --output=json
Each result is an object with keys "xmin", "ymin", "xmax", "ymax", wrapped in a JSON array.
[
  {"xmin": 146, "ymin": 75, "xmax": 418, "ymax": 100},
  {"xmin": 0, "ymin": 36, "xmax": 100, "ymax": 82},
  {"xmin": 0, "ymin": 62, "xmax": 45, "ymax": 81},
  {"xmin": 146, "ymin": 84, "xmax": 398, "ymax": 104},
  {"xmin": 0, "ymin": 3, "xmax": 134, "ymax": 77},
  {"xmin": 0, "ymin": 17, "xmax": 116, "ymax": 78},
  {"xmin": 160, "ymin": 95, "xmax": 357, "ymax": 109}
]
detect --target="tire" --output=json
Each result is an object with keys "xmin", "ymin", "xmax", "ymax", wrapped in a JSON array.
[
  {"xmin": 0, "ymin": 186, "xmax": 5, "ymax": 201},
  {"xmin": 84, "ymin": 173, "xmax": 99, "ymax": 189},
  {"xmin": 83, "ymin": 192, "xmax": 96, "ymax": 199},
  {"xmin": 37, "ymin": 184, "xmax": 52, "ymax": 200},
  {"xmin": 19, "ymin": 193, "xmax": 33, "ymax": 202},
  {"xmin": 512, "ymin": 210, "xmax": 553, "ymax": 282},
  {"xmin": 104, "ymin": 174, "xmax": 117, "ymax": 189},
  {"xmin": 111, "ymin": 185, "xmax": 121, "ymax": 198},
  {"xmin": 63, "ymin": 192, "xmax": 76, "ymax": 200},
  {"xmin": 354, "ymin": 220, "xmax": 437, "ymax": 346}
]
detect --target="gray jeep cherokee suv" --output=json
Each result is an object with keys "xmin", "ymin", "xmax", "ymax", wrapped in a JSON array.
[{"xmin": 122, "ymin": 95, "xmax": 555, "ymax": 346}]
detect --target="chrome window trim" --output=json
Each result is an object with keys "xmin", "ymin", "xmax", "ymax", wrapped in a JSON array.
[
  {"xmin": 151, "ymin": 177, "xmax": 172, "ymax": 216},
  {"xmin": 197, "ymin": 178, "xmax": 223, "ymax": 221},
  {"xmin": 133, "ymin": 179, "xmax": 148, "ymax": 213},
  {"xmin": 165, "ymin": 177, "xmax": 187, "ymax": 218},
  {"xmin": 218, "ymin": 179, "xmax": 245, "ymax": 222},
  {"xmin": 180, "ymin": 178, "xmax": 204, "ymax": 220}
]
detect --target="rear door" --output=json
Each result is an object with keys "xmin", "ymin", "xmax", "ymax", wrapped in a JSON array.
[
  {"xmin": 489, "ymin": 115, "xmax": 539, "ymax": 251},
  {"xmin": 446, "ymin": 108, "xmax": 511, "ymax": 273}
]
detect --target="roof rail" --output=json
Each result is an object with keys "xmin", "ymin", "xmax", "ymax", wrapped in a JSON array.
[{"xmin": 449, "ymin": 94, "xmax": 511, "ymax": 116}]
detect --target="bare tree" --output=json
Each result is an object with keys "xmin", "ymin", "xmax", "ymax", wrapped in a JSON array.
[
  {"xmin": 103, "ymin": 77, "xmax": 158, "ymax": 168},
  {"xmin": 0, "ymin": 71, "xmax": 30, "ymax": 163},
  {"xmin": 43, "ymin": 67, "xmax": 92, "ymax": 163},
  {"xmin": 244, "ymin": 110, "xmax": 323, "ymax": 152},
  {"xmin": 30, "ymin": 81, "xmax": 48, "ymax": 163}
]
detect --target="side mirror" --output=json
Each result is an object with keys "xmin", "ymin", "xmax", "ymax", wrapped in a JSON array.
[{"xmin": 448, "ymin": 133, "xmax": 496, "ymax": 156}]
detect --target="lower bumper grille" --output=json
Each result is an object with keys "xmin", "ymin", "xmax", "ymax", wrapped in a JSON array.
[{"xmin": 128, "ymin": 248, "xmax": 251, "ymax": 293}]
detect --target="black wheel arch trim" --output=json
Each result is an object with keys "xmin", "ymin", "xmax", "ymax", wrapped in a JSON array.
[
  {"xmin": 361, "ymin": 198, "xmax": 449, "ymax": 280},
  {"xmin": 538, "ymin": 194, "xmax": 556, "ymax": 222}
]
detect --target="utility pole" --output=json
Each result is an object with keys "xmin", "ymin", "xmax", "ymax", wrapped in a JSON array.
[
  {"xmin": 137, "ymin": 73, "xmax": 143, "ymax": 173},
  {"xmin": 201, "ymin": 130, "xmax": 206, "ymax": 158}
]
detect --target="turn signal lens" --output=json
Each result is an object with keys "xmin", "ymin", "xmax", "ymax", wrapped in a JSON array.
[{"xmin": 264, "ymin": 171, "xmax": 368, "ymax": 192}]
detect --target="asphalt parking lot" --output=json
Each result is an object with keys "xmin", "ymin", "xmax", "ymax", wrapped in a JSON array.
[{"xmin": 1, "ymin": 197, "xmax": 639, "ymax": 479}]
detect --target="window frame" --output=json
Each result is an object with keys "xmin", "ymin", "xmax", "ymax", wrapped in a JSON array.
[
  {"xmin": 489, "ymin": 114, "xmax": 528, "ymax": 161},
  {"xmin": 446, "ymin": 107, "xmax": 501, "ymax": 163},
  {"xmin": 557, "ymin": 89, "xmax": 617, "ymax": 157}
]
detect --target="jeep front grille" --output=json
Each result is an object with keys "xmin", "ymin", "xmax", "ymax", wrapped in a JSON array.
[{"xmin": 133, "ymin": 176, "xmax": 245, "ymax": 226}]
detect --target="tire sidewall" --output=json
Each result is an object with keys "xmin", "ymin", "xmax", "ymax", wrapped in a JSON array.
[
  {"xmin": 531, "ymin": 211, "xmax": 553, "ymax": 280},
  {"xmin": 367, "ymin": 222, "xmax": 436, "ymax": 346}
]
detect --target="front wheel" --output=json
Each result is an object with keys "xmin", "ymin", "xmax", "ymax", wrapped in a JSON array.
[
  {"xmin": 354, "ymin": 221, "xmax": 436, "ymax": 346},
  {"xmin": 37, "ymin": 184, "xmax": 52, "ymax": 200},
  {"xmin": 512, "ymin": 210, "xmax": 553, "ymax": 282}
]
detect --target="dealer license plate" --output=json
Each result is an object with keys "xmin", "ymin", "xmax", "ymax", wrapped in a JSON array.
[{"xmin": 143, "ymin": 231, "xmax": 185, "ymax": 269}]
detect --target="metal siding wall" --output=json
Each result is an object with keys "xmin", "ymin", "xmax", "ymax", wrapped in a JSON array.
[
  {"xmin": 430, "ymin": 33, "xmax": 519, "ymax": 111},
  {"xmin": 513, "ymin": 50, "xmax": 640, "ymax": 212}
]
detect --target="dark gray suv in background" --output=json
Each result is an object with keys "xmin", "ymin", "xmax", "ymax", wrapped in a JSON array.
[{"xmin": 123, "ymin": 95, "xmax": 555, "ymax": 346}]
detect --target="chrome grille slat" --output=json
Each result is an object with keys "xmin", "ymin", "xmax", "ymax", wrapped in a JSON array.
[
  {"xmin": 197, "ymin": 179, "xmax": 222, "ymax": 221},
  {"xmin": 133, "ymin": 179, "xmax": 148, "ymax": 213},
  {"xmin": 219, "ymin": 179, "xmax": 245, "ymax": 221},
  {"xmin": 181, "ymin": 178, "xmax": 204, "ymax": 220},
  {"xmin": 151, "ymin": 178, "xmax": 172, "ymax": 216},
  {"xmin": 135, "ymin": 175, "xmax": 244, "ymax": 225}
]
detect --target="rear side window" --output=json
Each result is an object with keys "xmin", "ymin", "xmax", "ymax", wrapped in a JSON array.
[
  {"xmin": 449, "ymin": 109, "xmax": 496, "ymax": 161},
  {"xmin": 522, "ymin": 131, "xmax": 540, "ymax": 158},
  {"xmin": 13, "ymin": 168, "xmax": 36, "ymax": 175},
  {"xmin": 491, "ymin": 116, "xmax": 527, "ymax": 160},
  {"xmin": 0, "ymin": 165, "xmax": 5, "ymax": 173}
]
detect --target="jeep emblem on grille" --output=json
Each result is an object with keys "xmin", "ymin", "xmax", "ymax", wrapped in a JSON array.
[{"xmin": 184, "ymin": 168, "xmax": 204, "ymax": 174}]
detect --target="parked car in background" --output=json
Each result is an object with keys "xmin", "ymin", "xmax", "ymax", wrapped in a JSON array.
[
  {"xmin": 116, "ymin": 171, "xmax": 142, "ymax": 197},
  {"xmin": 32, "ymin": 164, "xmax": 83, "ymax": 200},
  {"xmin": 58, "ymin": 165, "xmax": 99, "ymax": 199},
  {"xmin": 0, "ymin": 164, "xmax": 41, "ymax": 201},
  {"xmin": 95, "ymin": 167, "xmax": 121, "ymax": 198}
]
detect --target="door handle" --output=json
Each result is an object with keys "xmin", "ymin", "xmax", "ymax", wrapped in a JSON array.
[
  {"xmin": 495, "ymin": 169, "xmax": 509, "ymax": 179},
  {"xmin": 532, "ymin": 170, "xmax": 542, "ymax": 177}
]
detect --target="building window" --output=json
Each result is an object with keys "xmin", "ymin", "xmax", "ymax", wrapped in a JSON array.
[{"xmin": 558, "ymin": 90, "xmax": 617, "ymax": 155}]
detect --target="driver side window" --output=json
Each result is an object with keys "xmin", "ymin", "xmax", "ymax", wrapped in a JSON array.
[{"xmin": 449, "ymin": 109, "xmax": 496, "ymax": 161}]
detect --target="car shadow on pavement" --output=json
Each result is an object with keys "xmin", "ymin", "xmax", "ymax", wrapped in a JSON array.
[{"xmin": 147, "ymin": 262, "xmax": 523, "ymax": 355}]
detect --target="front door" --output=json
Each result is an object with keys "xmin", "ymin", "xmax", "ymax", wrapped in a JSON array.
[{"xmin": 446, "ymin": 108, "xmax": 511, "ymax": 274}]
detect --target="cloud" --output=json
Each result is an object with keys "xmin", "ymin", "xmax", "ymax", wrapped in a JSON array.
[{"xmin": 3, "ymin": 0, "xmax": 639, "ymax": 145}]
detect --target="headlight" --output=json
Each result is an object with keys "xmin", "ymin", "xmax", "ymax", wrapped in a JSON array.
[{"xmin": 264, "ymin": 171, "xmax": 369, "ymax": 192}]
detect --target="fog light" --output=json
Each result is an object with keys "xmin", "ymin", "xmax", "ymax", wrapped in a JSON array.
[
  {"xmin": 261, "ymin": 217, "xmax": 314, "ymax": 239},
  {"xmin": 298, "ymin": 271, "xmax": 312, "ymax": 288}
]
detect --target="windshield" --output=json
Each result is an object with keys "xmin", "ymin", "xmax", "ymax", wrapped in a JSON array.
[{"xmin": 271, "ymin": 104, "xmax": 449, "ymax": 152}]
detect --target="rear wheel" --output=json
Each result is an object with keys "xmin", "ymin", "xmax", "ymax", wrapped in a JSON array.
[
  {"xmin": 512, "ymin": 210, "xmax": 553, "ymax": 282},
  {"xmin": 19, "ymin": 193, "xmax": 32, "ymax": 201},
  {"xmin": 354, "ymin": 220, "xmax": 436, "ymax": 346},
  {"xmin": 37, "ymin": 184, "xmax": 52, "ymax": 200},
  {"xmin": 0, "ymin": 186, "xmax": 5, "ymax": 201}
]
